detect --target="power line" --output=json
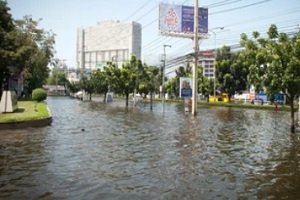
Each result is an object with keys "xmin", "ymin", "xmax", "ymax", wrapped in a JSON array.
[
  {"xmin": 123, "ymin": 0, "xmax": 152, "ymax": 22},
  {"xmin": 210, "ymin": 0, "xmax": 272, "ymax": 15}
]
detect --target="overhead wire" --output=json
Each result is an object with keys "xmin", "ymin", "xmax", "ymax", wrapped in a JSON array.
[
  {"xmin": 69, "ymin": 0, "xmax": 299, "ymax": 70},
  {"xmin": 210, "ymin": 0, "xmax": 272, "ymax": 15},
  {"xmin": 142, "ymin": 0, "xmax": 275, "ymax": 61},
  {"xmin": 69, "ymin": 0, "xmax": 152, "ymax": 67}
]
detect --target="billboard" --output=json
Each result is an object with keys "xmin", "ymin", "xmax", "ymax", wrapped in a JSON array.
[
  {"xmin": 159, "ymin": 3, "xmax": 208, "ymax": 34},
  {"xmin": 180, "ymin": 77, "xmax": 193, "ymax": 98}
]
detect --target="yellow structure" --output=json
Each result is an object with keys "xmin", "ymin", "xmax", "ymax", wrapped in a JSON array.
[{"xmin": 209, "ymin": 93, "xmax": 232, "ymax": 102}]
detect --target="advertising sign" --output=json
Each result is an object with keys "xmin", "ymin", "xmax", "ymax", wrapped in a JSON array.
[
  {"xmin": 180, "ymin": 77, "xmax": 193, "ymax": 98},
  {"xmin": 159, "ymin": 3, "xmax": 208, "ymax": 34}
]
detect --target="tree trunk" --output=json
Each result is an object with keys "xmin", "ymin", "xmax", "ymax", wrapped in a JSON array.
[
  {"xmin": 150, "ymin": 91, "xmax": 153, "ymax": 110},
  {"xmin": 290, "ymin": 98, "xmax": 295, "ymax": 133},
  {"xmin": 103, "ymin": 92, "xmax": 106, "ymax": 102},
  {"xmin": 125, "ymin": 93, "xmax": 129, "ymax": 107}
]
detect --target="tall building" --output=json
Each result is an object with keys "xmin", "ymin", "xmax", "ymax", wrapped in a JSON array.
[{"xmin": 76, "ymin": 20, "xmax": 142, "ymax": 71}]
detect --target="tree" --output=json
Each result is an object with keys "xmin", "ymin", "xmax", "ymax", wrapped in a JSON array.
[
  {"xmin": 110, "ymin": 55, "xmax": 142, "ymax": 106},
  {"xmin": 47, "ymin": 66, "xmax": 68, "ymax": 86},
  {"xmin": 133, "ymin": 57, "xmax": 144, "ymax": 105},
  {"xmin": 143, "ymin": 65, "xmax": 160, "ymax": 110},
  {"xmin": 171, "ymin": 63, "xmax": 193, "ymax": 98},
  {"xmin": 90, "ymin": 69, "xmax": 108, "ymax": 101},
  {"xmin": 68, "ymin": 81, "xmax": 81, "ymax": 94},
  {"xmin": 197, "ymin": 64, "xmax": 212, "ymax": 101},
  {"xmin": 103, "ymin": 61, "xmax": 122, "ymax": 103},
  {"xmin": 137, "ymin": 64, "xmax": 159, "ymax": 98},
  {"xmin": 0, "ymin": 0, "xmax": 16, "ymax": 96},
  {"xmin": 175, "ymin": 63, "xmax": 192, "ymax": 78},
  {"xmin": 165, "ymin": 77, "xmax": 178, "ymax": 98},
  {"xmin": 80, "ymin": 76, "xmax": 94, "ymax": 100},
  {"xmin": 215, "ymin": 46, "xmax": 248, "ymax": 101},
  {"xmin": 14, "ymin": 16, "xmax": 56, "ymax": 95},
  {"xmin": 240, "ymin": 24, "xmax": 300, "ymax": 133}
]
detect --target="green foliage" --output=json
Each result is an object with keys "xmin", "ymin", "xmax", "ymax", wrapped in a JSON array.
[
  {"xmin": 47, "ymin": 66, "xmax": 68, "ymax": 85},
  {"xmin": 0, "ymin": 5, "xmax": 56, "ymax": 96},
  {"xmin": 215, "ymin": 46, "xmax": 248, "ymax": 100},
  {"xmin": 90, "ymin": 69, "xmax": 108, "ymax": 95},
  {"xmin": 164, "ymin": 63, "xmax": 194, "ymax": 98},
  {"xmin": 79, "ymin": 76, "xmax": 94, "ymax": 100},
  {"xmin": 139, "ymin": 65, "xmax": 160, "ymax": 97},
  {"xmin": 240, "ymin": 24, "xmax": 300, "ymax": 132},
  {"xmin": 32, "ymin": 88, "xmax": 47, "ymax": 102},
  {"xmin": 68, "ymin": 81, "xmax": 81, "ymax": 93},
  {"xmin": 14, "ymin": 16, "xmax": 55, "ymax": 95},
  {"xmin": 0, "ymin": 1, "xmax": 16, "ymax": 91}
]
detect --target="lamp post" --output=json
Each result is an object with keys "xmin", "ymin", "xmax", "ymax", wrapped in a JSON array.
[
  {"xmin": 61, "ymin": 59, "xmax": 68, "ymax": 81},
  {"xmin": 162, "ymin": 44, "xmax": 171, "ymax": 112},
  {"xmin": 211, "ymin": 26, "xmax": 224, "ymax": 102}
]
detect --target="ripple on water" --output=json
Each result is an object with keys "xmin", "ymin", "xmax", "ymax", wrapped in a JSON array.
[{"xmin": 1, "ymin": 97, "xmax": 300, "ymax": 199}]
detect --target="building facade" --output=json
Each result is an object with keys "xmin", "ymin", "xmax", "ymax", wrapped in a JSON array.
[
  {"xmin": 198, "ymin": 50, "xmax": 215, "ymax": 78},
  {"xmin": 77, "ymin": 20, "xmax": 142, "ymax": 71},
  {"xmin": 165, "ymin": 50, "xmax": 216, "ymax": 79}
]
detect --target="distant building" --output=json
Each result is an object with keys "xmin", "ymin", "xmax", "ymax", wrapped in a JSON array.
[
  {"xmin": 43, "ymin": 85, "xmax": 66, "ymax": 96},
  {"xmin": 165, "ymin": 50, "xmax": 217, "ymax": 78},
  {"xmin": 76, "ymin": 20, "xmax": 142, "ymax": 71},
  {"xmin": 198, "ymin": 50, "xmax": 215, "ymax": 79}
]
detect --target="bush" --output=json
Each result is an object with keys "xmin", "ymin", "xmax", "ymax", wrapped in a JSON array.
[{"xmin": 32, "ymin": 88, "xmax": 47, "ymax": 102}]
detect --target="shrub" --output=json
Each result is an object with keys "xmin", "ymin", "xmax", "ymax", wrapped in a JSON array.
[{"xmin": 32, "ymin": 88, "xmax": 47, "ymax": 102}]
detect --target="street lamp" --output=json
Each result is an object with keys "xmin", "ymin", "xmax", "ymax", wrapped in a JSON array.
[
  {"xmin": 162, "ymin": 44, "xmax": 171, "ymax": 112},
  {"xmin": 210, "ymin": 26, "xmax": 224, "ymax": 102}
]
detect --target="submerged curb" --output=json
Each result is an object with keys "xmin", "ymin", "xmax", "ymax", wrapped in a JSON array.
[
  {"xmin": 0, "ymin": 107, "xmax": 53, "ymax": 130},
  {"xmin": 0, "ymin": 116, "xmax": 53, "ymax": 130}
]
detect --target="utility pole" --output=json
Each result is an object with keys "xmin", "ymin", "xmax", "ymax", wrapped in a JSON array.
[
  {"xmin": 162, "ymin": 44, "xmax": 171, "ymax": 112},
  {"xmin": 211, "ymin": 26, "xmax": 224, "ymax": 102},
  {"xmin": 192, "ymin": 0, "xmax": 199, "ymax": 116},
  {"xmin": 61, "ymin": 59, "xmax": 68, "ymax": 81}
]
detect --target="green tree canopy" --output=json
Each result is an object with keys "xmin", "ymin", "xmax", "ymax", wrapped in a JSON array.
[
  {"xmin": 14, "ymin": 16, "xmax": 56, "ymax": 95},
  {"xmin": 215, "ymin": 46, "xmax": 248, "ymax": 101},
  {"xmin": 47, "ymin": 66, "xmax": 68, "ymax": 86},
  {"xmin": 0, "ymin": 2, "xmax": 56, "ymax": 97},
  {"xmin": 240, "ymin": 24, "xmax": 300, "ymax": 133},
  {"xmin": 0, "ymin": 0, "xmax": 16, "ymax": 93}
]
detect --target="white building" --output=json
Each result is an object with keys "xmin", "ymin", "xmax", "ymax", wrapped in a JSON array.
[{"xmin": 76, "ymin": 20, "xmax": 142, "ymax": 71}]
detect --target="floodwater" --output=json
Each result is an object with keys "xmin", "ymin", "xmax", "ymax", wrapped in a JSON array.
[{"xmin": 0, "ymin": 96, "xmax": 300, "ymax": 200}]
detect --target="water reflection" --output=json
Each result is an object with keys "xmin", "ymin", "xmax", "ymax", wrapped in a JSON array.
[{"xmin": 0, "ymin": 96, "xmax": 299, "ymax": 199}]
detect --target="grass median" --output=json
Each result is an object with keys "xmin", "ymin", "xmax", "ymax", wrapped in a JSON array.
[{"xmin": 0, "ymin": 101, "xmax": 50, "ymax": 123}]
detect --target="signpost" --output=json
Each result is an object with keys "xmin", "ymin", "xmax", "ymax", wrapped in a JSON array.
[
  {"xmin": 180, "ymin": 77, "xmax": 193, "ymax": 112},
  {"xmin": 159, "ymin": 0, "xmax": 207, "ymax": 115},
  {"xmin": 159, "ymin": 3, "xmax": 208, "ymax": 38}
]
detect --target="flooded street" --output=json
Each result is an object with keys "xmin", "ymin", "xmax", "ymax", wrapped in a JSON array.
[{"xmin": 1, "ymin": 96, "xmax": 300, "ymax": 199}]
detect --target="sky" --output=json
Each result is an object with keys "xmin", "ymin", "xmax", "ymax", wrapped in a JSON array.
[{"xmin": 6, "ymin": 0, "xmax": 300, "ymax": 68}]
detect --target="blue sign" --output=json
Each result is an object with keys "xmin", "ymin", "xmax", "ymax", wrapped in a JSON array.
[
  {"xmin": 181, "ymin": 88, "xmax": 192, "ymax": 98},
  {"xmin": 180, "ymin": 77, "xmax": 193, "ymax": 98},
  {"xmin": 182, "ymin": 6, "xmax": 208, "ymax": 33}
]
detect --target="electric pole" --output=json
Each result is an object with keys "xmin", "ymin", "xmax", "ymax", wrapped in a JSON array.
[
  {"xmin": 162, "ymin": 44, "xmax": 171, "ymax": 112},
  {"xmin": 192, "ymin": 0, "xmax": 199, "ymax": 115}
]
